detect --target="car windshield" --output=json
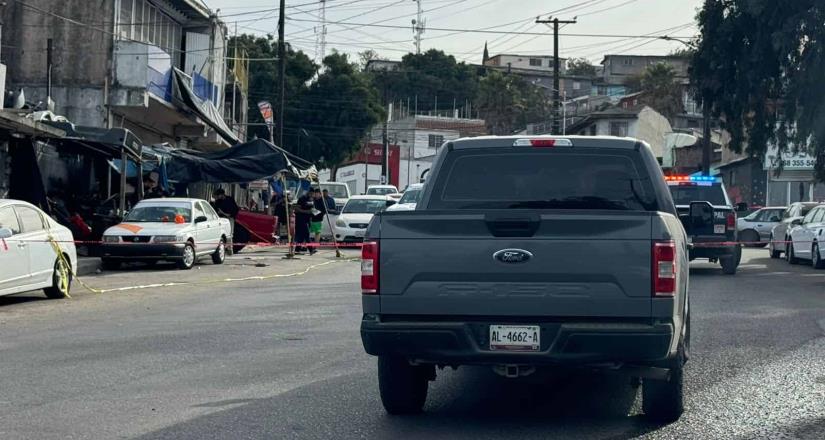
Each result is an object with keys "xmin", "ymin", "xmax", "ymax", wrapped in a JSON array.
[
  {"xmin": 320, "ymin": 184, "xmax": 349, "ymax": 199},
  {"xmin": 669, "ymin": 185, "xmax": 727, "ymax": 206},
  {"xmin": 124, "ymin": 205, "xmax": 191, "ymax": 223},
  {"xmin": 430, "ymin": 148, "xmax": 658, "ymax": 211},
  {"xmin": 367, "ymin": 187, "xmax": 397, "ymax": 195},
  {"xmin": 801, "ymin": 205, "xmax": 816, "ymax": 216},
  {"xmin": 398, "ymin": 189, "xmax": 422, "ymax": 204},
  {"xmin": 343, "ymin": 199, "xmax": 387, "ymax": 214}
]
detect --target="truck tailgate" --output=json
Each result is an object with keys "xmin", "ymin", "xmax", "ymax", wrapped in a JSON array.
[{"xmin": 377, "ymin": 211, "xmax": 654, "ymax": 318}]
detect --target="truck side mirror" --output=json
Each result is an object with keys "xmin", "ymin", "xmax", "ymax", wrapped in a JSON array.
[
  {"xmin": 736, "ymin": 202, "xmax": 748, "ymax": 212},
  {"xmin": 791, "ymin": 218, "xmax": 803, "ymax": 226},
  {"xmin": 689, "ymin": 201, "xmax": 714, "ymax": 229}
]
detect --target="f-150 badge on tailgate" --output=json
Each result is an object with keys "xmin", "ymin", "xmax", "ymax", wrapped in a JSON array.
[{"xmin": 493, "ymin": 249, "xmax": 533, "ymax": 264}]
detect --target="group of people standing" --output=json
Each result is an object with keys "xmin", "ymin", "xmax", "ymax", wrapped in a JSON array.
[{"xmin": 292, "ymin": 188, "xmax": 337, "ymax": 255}]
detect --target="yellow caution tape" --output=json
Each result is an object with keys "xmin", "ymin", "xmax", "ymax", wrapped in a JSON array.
[{"xmin": 69, "ymin": 256, "xmax": 359, "ymax": 295}]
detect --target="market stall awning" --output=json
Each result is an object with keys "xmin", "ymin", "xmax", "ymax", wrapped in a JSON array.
[
  {"xmin": 162, "ymin": 138, "xmax": 313, "ymax": 184},
  {"xmin": 43, "ymin": 121, "xmax": 143, "ymax": 160},
  {"xmin": 171, "ymin": 68, "xmax": 239, "ymax": 146}
]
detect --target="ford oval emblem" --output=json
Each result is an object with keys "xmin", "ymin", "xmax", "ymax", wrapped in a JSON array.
[{"xmin": 493, "ymin": 249, "xmax": 533, "ymax": 264}]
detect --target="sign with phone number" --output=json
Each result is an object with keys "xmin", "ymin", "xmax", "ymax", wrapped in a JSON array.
[{"xmin": 764, "ymin": 147, "xmax": 816, "ymax": 170}]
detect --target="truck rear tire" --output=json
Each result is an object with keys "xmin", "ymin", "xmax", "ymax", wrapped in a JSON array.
[
  {"xmin": 378, "ymin": 356, "xmax": 429, "ymax": 415},
  {"xmin": 643, "ymin": 346, "xmax": 685, "ymax": 423}
]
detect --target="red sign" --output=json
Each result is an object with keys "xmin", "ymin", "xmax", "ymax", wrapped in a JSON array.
[{"xmin": 348, "ymin": 143, "xmax": 401, "ymax": 187}]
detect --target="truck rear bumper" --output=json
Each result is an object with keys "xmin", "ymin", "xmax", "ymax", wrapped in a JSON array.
[{"xmin": 361, "ymin": 316, "xmax": 675, "ymax": 365}]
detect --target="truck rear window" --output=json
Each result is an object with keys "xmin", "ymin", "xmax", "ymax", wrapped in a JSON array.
[
  {"xmin": 429, "ymin": 148, "xmax": 658, "ymax": 211},
  {"xmin": 668, "ymin": 185, "xmax": 727, "ymax": 206}
]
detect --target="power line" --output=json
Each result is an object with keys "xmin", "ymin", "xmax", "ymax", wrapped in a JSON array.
[{"xmin": 284, "ymin": 17, "xmax": 694, "ymax": 39}]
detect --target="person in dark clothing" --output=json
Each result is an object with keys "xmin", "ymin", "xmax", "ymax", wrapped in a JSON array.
[
  {"xmin": 311, "ymin": 189, "xmax": 327, "ymax": 243},
  {"xmin": 293, "ymin": 192, "xmax": 315, "ymax": 255},
  {"xmin": 213, "ymin": 189, "xmax": 240, "ymax": 242},
  {"xmin": 322, "ymin": 189, "xmax": 338, "ymax": 214},
  {"xmin": 271, "ymin": 192, "xmax": 287, "ymax": 241},
  {"xmin": 213, "ymin": 188, "xmax": 239, "ymax": 219}
]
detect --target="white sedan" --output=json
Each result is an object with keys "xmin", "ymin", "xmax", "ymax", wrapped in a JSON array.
[
  {"xmin": 786, "ymin": 204, "xmax": 825, "ymax": 268},
  {"xmin": 101, "ymin": 198, "xmax": 232, "ymax": 270},
  {"xmin": 333, "ymin": 195, "xmax": 396, "ymax": 242},
  {"xmin": 0, "ymin": 199, "xmax": 77, "ymax": 299},
  {"xmin": 386, "ymin": 183, "xmax": 424, "ymax": 212}
]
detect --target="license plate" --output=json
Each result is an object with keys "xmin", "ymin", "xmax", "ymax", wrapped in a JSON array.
[
  {"xmin": 714, "ymin": 224, "xmax": 725, "ymax": 234},
  {"xmin": 489, "ymin": 325, "xmax": 540, "ymax": 351},
  {"xmin": 354, "ymin": 230, "xmax": 365, "ymax": 237}
]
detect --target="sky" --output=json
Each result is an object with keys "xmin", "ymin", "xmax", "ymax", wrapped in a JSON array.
[{"xmin": 204, "ymin": 0, "xmax": 704, "ymax": 65}]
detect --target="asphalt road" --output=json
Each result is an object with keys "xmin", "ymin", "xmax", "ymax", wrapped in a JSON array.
[{"xmin": 0, "ymin": 248, "xmax": 823, "ymax": 440}]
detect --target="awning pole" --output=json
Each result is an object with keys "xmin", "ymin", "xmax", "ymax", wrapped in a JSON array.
[
  {"xmin": 138, "ymin": 145, "xmax": 144, "ymax": 201},
  {"xmin": 119, "ymin": 150, "xmax": 127, "ymax": 214},
  {"xmin": 282, "ymin": 175, "xmax": 295, "ymax": 259}
]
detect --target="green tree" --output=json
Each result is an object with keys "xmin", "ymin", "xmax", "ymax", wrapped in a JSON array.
[
  {"xmin": 295, "ymin": 53, "xmax": 384, "ymax": 170},
  {"xmin": 639, "ymin": 62, "xmax": 684, "ymax": 121},
  {"xmin": 691, "ymin": 0, "xmax": 825, "ymax": 179},
  {"xmin": 228, "ymin": 34, "xmax": 316, "ymax": 145},
  {"xmin": 475, "ymin": 71, "xmax": 551, "ymax": 135},
  {"xmin": 566, "ymin": 58, "xmax": 597, "ymax": 77},
  {"xmin": 368, "ymin": 49, "xmax": 479, "ymax": 114}
]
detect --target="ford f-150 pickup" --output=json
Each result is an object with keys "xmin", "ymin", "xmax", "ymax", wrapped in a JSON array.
[{"xmin": 360, "ymin": 136, "xmax": 691, "ymax": 422}]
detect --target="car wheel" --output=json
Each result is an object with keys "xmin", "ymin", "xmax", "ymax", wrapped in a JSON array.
[
  {"xmin": 101, "ymin": 259, "xmax": 121, "ymax": 271},
  {"xmin": 177, "ymin": 242, "xmax": 196, "ymax": 270},
  {"xmin": 813, "ymin": 243, "xmax": 825, "ymax": 269},
  {"xmin": 44, "ymin": 257, "xmax": 72, "ymax": 299},
  {"xmin": 643, "ymin": 342, "xmax": 685, "ymax": 423},
  {"xmin": 378, "ymin": 356, "xmax": 430, "ymax": 415},
  {"xmin": 211, "ymin": 239, "xmax": 227, "ymax": 265},
  {"xmin": 769, "ymin": 235, "xmax": 782, "ymax": 259},
  {"xmin": 741, "ymin": 229, "xmax": 760, "ymax": 247},
  {"xmin": 787, "ymin": 242, "xmax": 800, "ymax": 265}
]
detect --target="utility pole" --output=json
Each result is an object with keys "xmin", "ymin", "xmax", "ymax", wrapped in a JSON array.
[
  {"xmin": 702, "ymin": 102, "xmax": 711, "ymax": 175},
  {"xmin": 276, "ymin": 0, "xmax": 286, "ymax": 148},
  {"xmin": 412, "ymin": 0, "xmax": 425, "ymax": 54},
  {"xmin": 536, "ymin": 16, "xmax": 576, "ymax": 135}
]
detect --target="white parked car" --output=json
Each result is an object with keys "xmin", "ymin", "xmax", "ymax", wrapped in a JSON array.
[
  {"xmin": 333, "ymin": 195, "xmax": 395, "ymax": 242},
  {"xmin": 769, "ymin": 202, "xmax": 819, "ymax": 258},
  {"xmin": 0, "ymin": 199, "xmax": 77, "ymax": 299},
  {"xmin": 319, "ymin": 182, "xmax": 351, "ymax": 212},
  {"xmin": 366, "ymin": 185, "xmax": 401, "ymax": 199},
  {"xmin": 386, "ymin": 183, "xmax": 424, "ymax": 212},
  {"xmin": 737, "ymin": 206, "xmax": 785, "ymax": 247},
  {"xmin": 101, "ymin": 198, "xmax": 232, "ymax": 270},
  {"xmin": 786, "ymin": 204, "xmax": 825, "ymax": 268}
]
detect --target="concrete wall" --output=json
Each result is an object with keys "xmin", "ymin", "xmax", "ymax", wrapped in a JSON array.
[
  {"xmin": 2, "ymin": 0, "xmax": 115, "ymax": 87},
  {"xmin": 632, "ymin": 106, "xmax": 672, "ymax": 158},
  {"xmin": 602, "ymin": 56, "xmax": 689, "ymax": 85},
  {"xmin": 488, "ymin": 55, "xmax": 566, "ymax": 73}
]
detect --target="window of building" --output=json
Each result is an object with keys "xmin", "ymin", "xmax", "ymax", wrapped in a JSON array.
[
  {"xmin": 119, "ymin": 0, "xmax": 133, "ymax": 38},
  {"xmin": 589, "ymin": 125, "xmax": 597, "ymax": 136},
  {"xmin": 573, "ymin": 81, "xmax": 581, "ymax": 90},
  {"xmin": 428, "ymin": 134, "xmax": 445, "ymax": 149},
  {"xmin": 623, "ymin": 58, "xmax": 633, "ymax": 66},
  {"xmin": 609, "ymin": 121, "xmax": 629, "ymax": 137},
  {"xmin": 529, "ymin": 58, "xmax": 542, "ymax": 67}
]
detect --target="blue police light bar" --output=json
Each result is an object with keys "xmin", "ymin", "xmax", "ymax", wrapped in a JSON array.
[{"xmin": 665, "ymin": 175, "xmax": 720, "ymax": 183}]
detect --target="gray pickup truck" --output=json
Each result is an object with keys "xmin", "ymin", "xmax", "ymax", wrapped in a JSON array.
[{"xmin": 360, "ymin": 136, "xmax": 691, "ymax": 422}]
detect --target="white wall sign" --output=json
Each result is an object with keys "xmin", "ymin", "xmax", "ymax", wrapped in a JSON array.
[{"xmin": 764, "ymin": 146, "xmax": 816, "ymax": 170}]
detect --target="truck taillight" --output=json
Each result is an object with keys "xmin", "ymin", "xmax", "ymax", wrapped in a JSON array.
[
  {"xmin": 726, "ymin": 212, "xmax": 736, "ymax": 230},
  {"xmin": 361, "ymin": 241, "xmax": 379, "ymax": 294},
  {"xmin": 653, "ymin": 241, "xmax": 676, "ymax": 297}
]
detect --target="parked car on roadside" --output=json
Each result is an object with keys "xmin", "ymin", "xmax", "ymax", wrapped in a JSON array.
[
  {"xmin": 386, "ymin": 183, "xmax": 424, "ymax": 212},
  {"xmin": 786, "ymin": 204, "xmax": 825, "ymax": 268},
  {"xmin": 366, "ymin": 185, "xmax": 400, "ymax": 199},
  {"xmin": 319, "ymin": 182, "xmax": 351, "ymax": 213},
  {"xmin": 333, "ymin": 195, "xmax": 395, "ymax": 242},
  {"xmin": 0, "ymin": 199, "xmax": 77, "ymax": 299},
  {"xmin": 737, "ymin": 206, "xmax": 785, "ymax": 247},
  {"xmin": 768, "ymin": 202, "xmax": 819, "ymax": 258},
  {"xmin": 100, "ymin": 198, "xmax": 231, "ymax": 270}
]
